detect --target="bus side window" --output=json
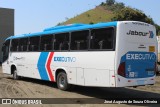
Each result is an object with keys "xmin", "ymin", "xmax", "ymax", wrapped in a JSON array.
[
  {"xmin": 91, "ymin": 28, "xmax": 114, "ymax": 50},
  {"xmin": 28, "ymin": 36, "xmax": 40, "ymax": 51},
  {"xmin": 54, "ymin": 33, "xmax": 69, "ymax": 51},
  {"xmin": 19, "ymin": 38, "xmax": 28, "ymax": 51},
  {"xmin": 71, "ymin": 30, "xmax": 89, "ymax": 50},
  {"xmin": 11, "ymin": 39, "xmax": 19, "ymax": 51},
  {"xmin": 40, "ymin": 35, "xmax": 53, "ymax": 51}
]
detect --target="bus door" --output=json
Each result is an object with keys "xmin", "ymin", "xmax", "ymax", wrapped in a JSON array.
[{"xmin": 2, "ymin": 40, "xmax": 10, "ymax": 74}]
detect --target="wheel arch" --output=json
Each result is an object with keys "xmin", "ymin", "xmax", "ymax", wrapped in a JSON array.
[
  {"xmin": 11, "ymin": 64, "xmax": 17, "ymax": 75},
  {"xmin": 55, "ymin": 68, "xmax": 67, "ymax": 82}
]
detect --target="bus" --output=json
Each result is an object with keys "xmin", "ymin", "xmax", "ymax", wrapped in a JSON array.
[{"xmin": 2, "ymin": 21, "xmax": 157, "ymax": 90}]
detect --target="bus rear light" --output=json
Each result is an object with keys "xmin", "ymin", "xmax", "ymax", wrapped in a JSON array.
[
  {"xmin": 150, "ymin": 78, "xmax": 154, "ymax": 80},
  {"xmin": 128, "ymin": 80, "xmax": 132, "ymax": 82},
  {"xmin": 155, "ymin": 62, "xmax": 157, "ymax": 74},
  {"xmin": 118, "ymin": 62, "xmax": 125, "ymax": 77},
  {"xmin": 112, "ymin": 75, "xmax": 115, "ymax": 77}
]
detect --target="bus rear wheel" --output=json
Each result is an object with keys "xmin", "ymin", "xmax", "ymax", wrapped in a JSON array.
[
  {"xmin": 13, "ymin": 69, "xmax": 19, "ymax": 80},
  {"xmin": 57, "ymin": 72, "xmax": 71, "ymax": 91}
]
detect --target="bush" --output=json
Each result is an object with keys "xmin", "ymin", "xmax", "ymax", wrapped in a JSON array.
[
  {"xmin": 112, "ymin": 7, "xmax": 154, "ymax": 24},
  {"xmin": 106, "ymin": 0, "xmax": 115, "ymax": 6}
]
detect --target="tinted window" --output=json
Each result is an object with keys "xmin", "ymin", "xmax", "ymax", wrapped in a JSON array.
[
  {"xmin": 11, "ymin": 39, "xmax": 19, "ymax": 51},
  {"xmin": 40, "ymin": 35, "xmax": 53, "ymax": 51},
  {"xmin": 29, "ymin": 36, "xmax": 40, "ymax": 51},
  {"xmin": 90, "ymin": 28, "xmax": 114, "ymax": 50},
  {"xmin": 54, "ymin": 33, "xmax": 69, "ymax": 50},
  {"xmin": 19, "ymin": 38, "xmax": 28, "ymax": 51},
  {"xmin": 71, "ymin": 30, "xmax": 89, "ymax": 50}
]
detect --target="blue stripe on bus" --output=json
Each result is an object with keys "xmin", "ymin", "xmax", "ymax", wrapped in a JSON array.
[
  {"xmin": 37, "ymin": 52, "xmax": 49, "ymax": 80},
  {"xmin": 119, "ymin": 51, "xmax": 156, "ymax": 78}
]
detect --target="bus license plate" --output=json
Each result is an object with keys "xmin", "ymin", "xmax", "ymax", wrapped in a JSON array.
[
  {"xmin": 147, "ymin": 71, "xmax": 154, "ymax": 75},
  {"xmin": 149, "ymin": 46, "xmax": 155, "ymax": 52},
  {"xmin": 137, "ymin": 80, "xmax": 145, "ymax": 85}
]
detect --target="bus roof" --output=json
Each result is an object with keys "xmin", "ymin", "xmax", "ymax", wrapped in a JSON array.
[{"xmin": 6, "ymin": 21, "xmax": 117, "ymax": 40}]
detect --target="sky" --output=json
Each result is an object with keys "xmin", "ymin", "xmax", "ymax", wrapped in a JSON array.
[{"xmin": 0, "ymin": 0, "xmax": 160, "ymax": 35}]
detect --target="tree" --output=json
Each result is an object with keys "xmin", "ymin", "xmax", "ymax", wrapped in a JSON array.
[
  {"xmin": 106, "ymin": 0, "xmax": 115, "ymax": 6},
  {"xmin": 114, "ymin": 2, "xmax": 125, "ymax": 10},
  {"xmin": 107, "ymin": 2, "xmax": 125, "ymax": 11},
  {"xmin": 111, "ymin": 7, "xmax": 160, "ymax": 35},
  {"xmin": 112, "ymin": 7, "xmax": 154, "ymax": 24},
  {"xmin": 100, "ymin": 2, "xmax": 105, "ymax": 6},
  {"xmin": 155, "ymin": 24, "xmax": 160, "ymax": 35},
  {"xmin": 57, "ymin": 23, "xmax": 62, "ymax": 26},
  {"xmin": 89, "ymin": 22, "xmax": 94, "ymax": 24}
]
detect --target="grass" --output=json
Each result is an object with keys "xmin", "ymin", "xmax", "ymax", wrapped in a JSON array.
[{"xmin": 62, "ymin": 6, "xmax": 115, "ymax": 25}]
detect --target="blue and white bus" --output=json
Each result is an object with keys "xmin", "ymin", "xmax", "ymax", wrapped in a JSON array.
[{"xmin": 2, "ymin": 21, "xmax": 157, "ymax": 90}]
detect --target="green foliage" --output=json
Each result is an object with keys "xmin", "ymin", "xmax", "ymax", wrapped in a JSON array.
[
  {"xmin": 112, "ymin": 7, "xmax": 154, "ymax": 24},
  {"xmin": 114, "ymin": 2, "xmax": 125, "ymax": 10},
  {"xmin": 155, "ymin": 24, "xmax": 160, "ymax": 35},
  {"xmin": 100, "ymin": 2, "xmax": 105, "ymax": 6},
  {"xmin": 87, "ymin": 14, "xmax": 90, "ymax": 17},
  {"xmin": 89, "ymin": 22, "xmax": 94, "ymax": 24},
  {"xmin": 111, "ymin": 7, "xmax": 160, "ymax": 35},
  {"xmin": 62, "ymin": 6, "xmax": 114, "ymax": 25},
  {"xmin": 57, "ymin": 22, "xmax": 63, "ymax": 26},
  {"xmin": 58, "ymin": 0, "xmax": 160, "ymax": 35},
  {"xmin": 105, "ymin": 2, "xmax": 125, "ymax": 11},
  {"xmin": 106, "ymin": 0, "xmax": 115, "ymax": 6},
  {"xmin": 103, "ymin": 0, "xmax": 125, "ymax": 12}
]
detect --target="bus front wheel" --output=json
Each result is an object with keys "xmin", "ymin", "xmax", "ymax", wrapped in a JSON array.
[
  {"xmin": 13, "ymin": 69, "xmax": 19, "ymax": 80},
  {"xmin": 57, "ymin": 72, "xmax": 71, "ymax": 91}
]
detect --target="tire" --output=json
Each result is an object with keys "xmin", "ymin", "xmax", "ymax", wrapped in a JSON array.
[
  {"xmin": 57, "ymin": 72, "xmax": 71, "ymax": 91},
  {"xmin": 13, "ymin": 69, "xmax": 19, "ymax": 80}
]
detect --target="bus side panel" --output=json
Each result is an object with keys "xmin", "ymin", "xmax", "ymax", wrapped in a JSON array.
[
  {"xmin": 2, "ymin": 60, "xmax": 11, "ymax": 74},
  {"xmin": 9, "ymin": 52, "xmax": 42, "ymax": 79},
  {"xmin": 8, "ymin": 51, "xmax": 116, "ymax": 87},
  {"xmin": 52, "ymin": 52, "xmax": 116, "ymax": 87},
  {"xmin": 84, "ymin": 69, "xmax": 110, "ymax": 86},
  {"xmin": 76, "ymin": 68, "xmax": 84, "ymax": 85}
]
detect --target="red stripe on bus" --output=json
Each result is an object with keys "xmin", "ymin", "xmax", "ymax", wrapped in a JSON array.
[{"xmin": 46, "ymin": 52, "xmax": 55, "ymax": 81}]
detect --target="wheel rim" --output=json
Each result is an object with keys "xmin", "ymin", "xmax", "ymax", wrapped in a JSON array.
[
  {"xmin": 14, "ymin": 71, "xmax": 17, "ymax": 79},
  {"xmin": 59, "ymin": 75, "xmax": 65, "ymax": 88}
]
